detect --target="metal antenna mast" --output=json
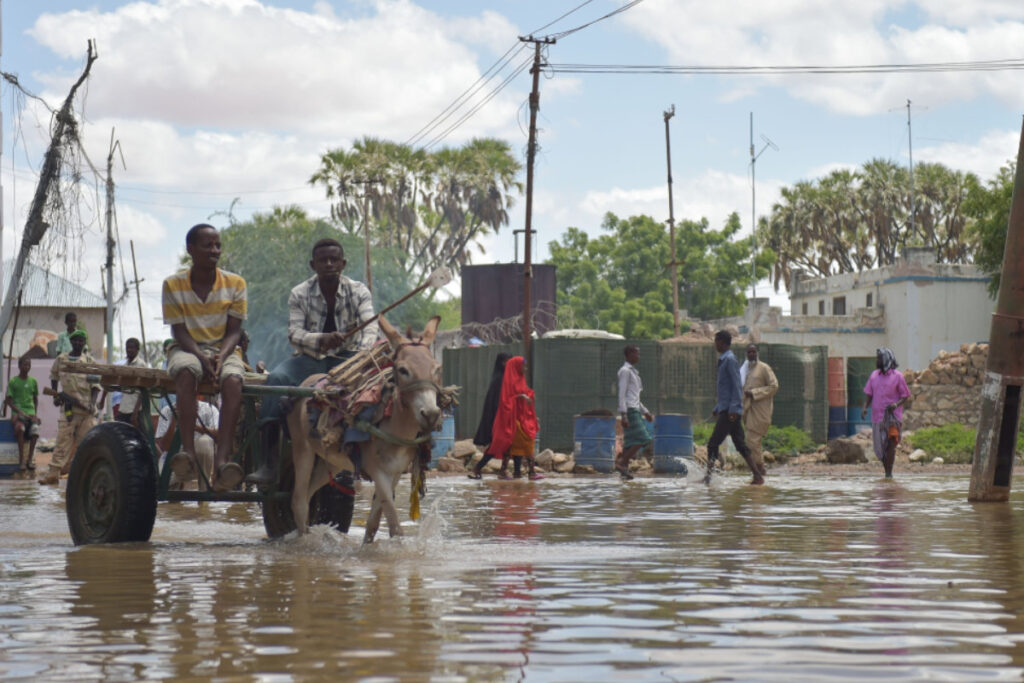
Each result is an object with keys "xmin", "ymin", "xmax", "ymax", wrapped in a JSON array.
[
  {"xmin": 907, "ymin": 99, "xmax": 917, "ymax": 243},
  {"xmin": 664, "ymin": 104, "xmax": 680, "ymax": 336},
  {"xmin": 749, "ymin": 112, "xmax": 777, "ymax": 300}
]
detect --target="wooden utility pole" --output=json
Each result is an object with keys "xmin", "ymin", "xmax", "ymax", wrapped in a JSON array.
[
  {"xmin": 518, "ymin": 35, "xmax": 554, "ymax": 361},
  {"xmin": 664, "ymin": 105, "xmax": 680, "ymax": 336},
  {"xmin": 129, "ymin": 241, "xmax": 149, "ymax": 365},
  {"xmin": 0, "ymin": 41, "xmax": 97, "ymax": 341},
  {"xmin": 104, "ymin": 128, "xmax": 124, "ymax": 366}
]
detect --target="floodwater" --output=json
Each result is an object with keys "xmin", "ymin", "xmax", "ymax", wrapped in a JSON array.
[{"xmin": 3, "ymin": 469, "xmax": 1024, "ymax": 682}]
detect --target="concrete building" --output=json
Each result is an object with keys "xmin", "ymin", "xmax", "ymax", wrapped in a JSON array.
[
  {"xmin": 1, "ymin": 261, "xmax": 108, "ymax": 361},
  {"xmin": 711, "ymin": 248, "xmax": 993, "ymax": 370}
]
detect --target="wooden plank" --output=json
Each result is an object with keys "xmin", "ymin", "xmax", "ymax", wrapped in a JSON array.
[{"xmin": 56, "ymin": 361, "xmax": 267, "ymax": 393}]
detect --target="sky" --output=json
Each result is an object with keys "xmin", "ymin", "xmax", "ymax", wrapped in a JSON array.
[{"xmin": 2, "ymin": 0, "xmax": 1023, "ymax": 353}]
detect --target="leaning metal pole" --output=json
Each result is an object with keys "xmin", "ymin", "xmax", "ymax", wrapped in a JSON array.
[{"xmin": 968, "ymin": 118, "xmax": 1024, "ymax": 502}]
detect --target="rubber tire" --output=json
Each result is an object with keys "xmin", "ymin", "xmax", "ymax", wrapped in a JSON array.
[
  {"xmin": 66, "ymin": 421, "xmax": 158, "ymax": 545},
  {"xmin": 261, "ymin": 450, "xmax": 355, "ymax": 538}
]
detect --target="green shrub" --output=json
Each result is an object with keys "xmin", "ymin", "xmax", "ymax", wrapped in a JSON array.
[
  {"xmin": 909, "ymin": 423, "xmax": 976, "ymax": 459},
  {"xmin": 692, "ymin": 421, "xmax": 714, "ymax": 443},
  {"xmin": 762, "ymin": 425, "xmax": 818, "ymax": 454},
  {"xmin": 690, "ymin": 422, "xmax": 817, "ymax": 457},
  {"xmin": 908, "ymin": 423, "xmax": 1024, "ymax": 465}
]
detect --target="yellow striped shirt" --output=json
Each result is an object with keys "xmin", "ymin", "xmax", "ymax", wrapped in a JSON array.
[{"xmin": 162, "ymin": 268, "xmax": 247, "ymax": 345}]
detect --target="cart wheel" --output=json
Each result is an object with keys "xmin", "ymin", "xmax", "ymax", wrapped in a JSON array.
[
  {"xmin": 262, "ymin": 450, "xmax": 355, "ymax": 538},
  {"xmin": 66, "ymin": 422, "xmax": 157, "ymax": 545}
]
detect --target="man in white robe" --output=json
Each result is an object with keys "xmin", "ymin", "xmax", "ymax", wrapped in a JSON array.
[{"xmin": 741, "ymin": 344, "xmax": 779, "ymax": 478}]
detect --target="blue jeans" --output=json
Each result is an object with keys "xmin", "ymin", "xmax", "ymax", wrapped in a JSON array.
[{"xmin": 258, "ymin": 353, "xmax": 351, "ymax": 424}]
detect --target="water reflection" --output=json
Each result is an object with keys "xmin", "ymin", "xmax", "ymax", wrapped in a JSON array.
[{"xmin": 3, "ymin": 474, "xmax": 1024, "ymax": 680}]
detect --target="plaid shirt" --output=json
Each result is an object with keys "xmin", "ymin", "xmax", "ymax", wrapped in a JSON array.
[{"xmin": 288, "ymin": 274, "xmax": 378, "ymax": 358}]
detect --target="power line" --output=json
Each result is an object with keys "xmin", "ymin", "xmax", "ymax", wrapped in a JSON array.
[
  {"xmin": 548, "ymin": 56, "xmax": 1024, "ymax": 75},
  {"xmin": 547, "ymin": 0, "xmax": 647, "ymax": 40},
  {"xmin": 530, "ymin": 0, "xmax": 598, "ymax": 34},
  {"xmin": 422, "ymin": 53, "xmax": 535, "ymax": 150},
  {"xmin": 404, "ymin": 42, "xmax": 528, "ymax": 147},
  {"xmin": 404, "ymin": 0, "xmax": 645, "ymax": 149}
]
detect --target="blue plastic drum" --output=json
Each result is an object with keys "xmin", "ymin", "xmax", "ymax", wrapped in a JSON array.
[
  {"xmin": 573, "ymin": 415, "xmax": 616, "ymax": 473},
  {"xmin": 652, "ymin": 414, "xmax": 692, "ymax": 474},
  {"xmin": 431, "ymin": 414, "xmax": 456, "ymax": 467}
]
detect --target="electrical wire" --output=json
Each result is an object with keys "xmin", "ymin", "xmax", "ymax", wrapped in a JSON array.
[
  {"xmin": 404, "ymin": 42, "xmax": 529, "ymax": 147},
  {"xmin": 404, "ymin": 0, "xmax": 639, "ymax": 150},
  {"xmin": 529, "ymin": 0, "xmax": 598, "ymax": 35},
  {"xmin": 422, "ymin": 53, "xmax": 535, "ymax": 150},
  {"xmin": 548, "ymin": 56, "xmax": 1024, "ymax": 75},
  {"xmin": 546, "ymin": 0, "xmax": 646, "ymax": 40}
]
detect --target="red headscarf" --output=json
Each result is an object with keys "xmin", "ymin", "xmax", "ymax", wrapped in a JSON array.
[{"xmin": 488, "ymin": 356, "xmax": 539, "ymax": 456}]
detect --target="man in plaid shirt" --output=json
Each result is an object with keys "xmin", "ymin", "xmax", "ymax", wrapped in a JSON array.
[{"xmin": 248, "ymin": 238, "xmax": 378, "ymax": 485}]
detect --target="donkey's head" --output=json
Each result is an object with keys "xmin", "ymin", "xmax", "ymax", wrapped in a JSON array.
[{"xmin": 379, "ymin": 315, "xmax": 443, "ymax": 432}]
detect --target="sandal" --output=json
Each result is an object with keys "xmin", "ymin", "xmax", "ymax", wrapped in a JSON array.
[
  {"xmin": 616, "ymin": 466, "xmax": 634, "ymax": 481},
  {"xmin": 467, "ymin": 471, "xmax": 482, "ymax": 480},
  {"xmin": 498, "ymin": 472, "xmax": 512, "ymax": 481},
  {"xmin": 529, "ymin": 473, "xmax": 545, "ymax": 481},
  {"xmin": 213, "ymin": 462, "xmax": 244, "ymax": 492}
]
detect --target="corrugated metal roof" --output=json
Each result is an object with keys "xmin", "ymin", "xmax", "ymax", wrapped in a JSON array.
[{"xmin": 2, "ymin": 260, "xmax": 106, "ymax": 309}]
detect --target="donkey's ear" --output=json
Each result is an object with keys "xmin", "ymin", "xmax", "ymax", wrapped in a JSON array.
[
  {"xmin": 421, "ymin": 316, "xmax": 441, "ymax": 345},
  {"xmin": 378, "ymin": 315, "xmax": 403, "ymax": 348}
]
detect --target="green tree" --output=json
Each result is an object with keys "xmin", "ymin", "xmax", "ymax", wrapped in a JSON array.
[
  {"xmin": 966, "ymin": 161, "xmax": 1015, "ymax": 297},
  {"xmin": 310, "ymin": 136, "xmax": 522, "ymax": 282},
  {"xmin": 547, "ymin": 212, "xmax": 772, "ymax": 338},
  {"xmin": 761, "ymin": 159, "xmax": 979, "ymax": 290},
  {"xmin": 212, "ymin": 206, "xmax": 444, "ymax": 368}
]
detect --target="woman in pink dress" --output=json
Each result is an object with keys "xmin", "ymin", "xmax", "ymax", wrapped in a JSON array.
[{"xmin": 861, "ymin": 348, "xmax": 911, "ymax": 478}]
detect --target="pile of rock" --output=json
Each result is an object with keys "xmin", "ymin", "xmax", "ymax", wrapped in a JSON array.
[{"xmin": 903, "ymin": 343, "xmax": 988, "ymax": 431}]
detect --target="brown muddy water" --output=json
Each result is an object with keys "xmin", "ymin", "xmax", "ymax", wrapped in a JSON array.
[{"xmin": 3, "ymin": 469, "xmax": 1024, "ymax": 682}]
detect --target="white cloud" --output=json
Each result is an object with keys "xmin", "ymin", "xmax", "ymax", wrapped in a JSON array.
[
  {"xmin": 916, "ymin": 128, "xmax": 1019, "ymax": 178},
  {"xmin": 621, "ymin": 0, "xmax": 1024, "ymax": 115},
  {"xmin": 30, "ymin": 0, "xmax": 524, "ymax": 141},
  {"xmin": 578, "ymin": 169, "xmax": 785, "ymax": 237}
]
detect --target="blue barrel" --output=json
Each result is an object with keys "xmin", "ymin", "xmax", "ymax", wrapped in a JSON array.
[
  {"xmin": 573, "ymin": 415, "xmax": 616, "ymax": 473},
  {"xmin": 653, "ymin": 414, "xmax": 692, "ymax": 474},
  {"xmin": 847, "ymin": 405, "xmax": 872, "ymax": 436},
  {"xmin": 431, "ymin": 414, "xmax": 455, "ymax": 466},
  {"xmin": 828, "ymin": 406, "xmax": 846, "ymax": 422},
  {"xmin": 0, "ymin": 419, "xmax": 20, "ymax": 477},
  {"xmin": 828, "ymin": 422, "xmax": 848, "ymax": 440}
]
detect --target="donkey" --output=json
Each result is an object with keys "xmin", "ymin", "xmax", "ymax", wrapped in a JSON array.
[{"xmin": 287, "ymin": 315, "xmax": 442, "ymax": 542}]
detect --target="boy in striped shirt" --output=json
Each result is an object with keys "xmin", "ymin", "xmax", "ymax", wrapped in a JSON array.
[{"xmin": 162, "ymin": 223, "xmax": 247, "ymax": 491}]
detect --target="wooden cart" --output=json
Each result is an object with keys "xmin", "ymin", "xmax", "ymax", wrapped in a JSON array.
[{"xmin": 58, "ymin": 362, "xmax": 353, "ymax": 545}]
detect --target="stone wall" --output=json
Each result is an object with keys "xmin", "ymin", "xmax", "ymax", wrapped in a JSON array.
[{"xmin": 902, "ymin": 343, "xmax": 988, "ymax": 431}]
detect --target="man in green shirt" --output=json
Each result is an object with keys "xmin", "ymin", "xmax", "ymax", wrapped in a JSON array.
[
  {"xmin": 54, "ymin": 311, "xmax": 81, "ymax": 355},
  {"xmin": 6, "ymin": 356, "xmax": 40, "ymax": 472}
]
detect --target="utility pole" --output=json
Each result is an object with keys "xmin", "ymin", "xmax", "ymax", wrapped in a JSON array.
[
  {"xmin": 103, "ymin": 129, "xmax": 123, "ymax": 368},
  {"xmin": 663, "ymin": 105, "xmax": 680, "ymax": 336},
  {"xmin": 749, "ymin": 112, "xmax": 777, "ymax": 300},
  {"xmin": 518, "ymin": 34, "xmax": 554, "ymax": 362},
  {"xmin": 1, "ymin": 0, "xmax": 5, "ymax": 308},
  {"xmin": 351, "ymin": 178, "xmax": 378, "ymax": 292},
  {"xmin": 0, "ymin": 42, "xmax": 97, "ymax": 344}
]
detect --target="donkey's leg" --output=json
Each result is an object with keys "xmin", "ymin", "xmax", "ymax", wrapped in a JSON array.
[
  {"xmin": 290, "ymin": 424, "xmax": 316, "ymax": 536},
  {"xmin": 364, "ymin": 489, "xmax": 383, "ymax": 544},
  {"xmin": 383, "ymin": 476, "xmax": 406, "ymax": 538}
]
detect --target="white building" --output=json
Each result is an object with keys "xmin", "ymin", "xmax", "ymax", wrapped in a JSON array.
[{"xmin": 713, "ymin": 248, "xmax": 993, "ymax": 370}]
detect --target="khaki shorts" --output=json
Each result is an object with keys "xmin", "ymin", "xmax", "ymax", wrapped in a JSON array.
[{"xmin": 167, "ymin": 345, "xmax": 245, "ymax": 382}]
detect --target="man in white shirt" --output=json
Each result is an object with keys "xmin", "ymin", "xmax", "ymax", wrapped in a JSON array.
[
  {"xmin": 616, "ymin": 344, "xmax": 653, "ymax": 480},
  {"xmin": 156, "ymin": 397, "xmax": 219, "ymax": 491}
]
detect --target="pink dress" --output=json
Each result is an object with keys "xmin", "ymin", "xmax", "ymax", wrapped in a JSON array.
[{"xmin": 863, "ymin": 369, "xmax": 910, "ymax": 424}]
